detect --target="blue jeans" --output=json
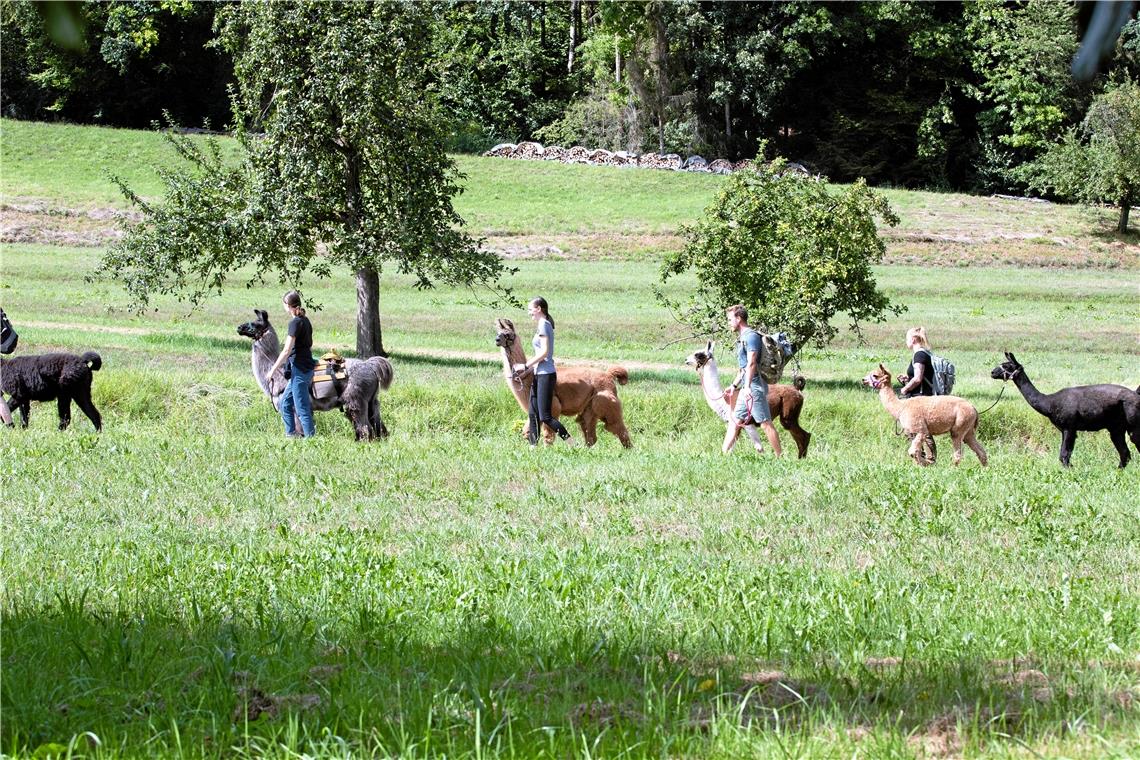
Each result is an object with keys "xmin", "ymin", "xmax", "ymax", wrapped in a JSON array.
[{"xmin": 280, "ymin": 361, "xmax": 316, "ymax": 437}]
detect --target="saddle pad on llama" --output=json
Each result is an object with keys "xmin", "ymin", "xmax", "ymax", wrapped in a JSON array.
[{"xmin": 311, "ymin": 351, "xmax": 348, "ymax": 399}]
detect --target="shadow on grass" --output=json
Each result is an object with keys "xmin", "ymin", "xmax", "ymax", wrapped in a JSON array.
[
  {"xmin": 388, "ymin": 351, "xmax": 495, "ymax": 371},
  {"xmin": 2, "ymin": 604, "xmax": 1134, "ymax": 756}
]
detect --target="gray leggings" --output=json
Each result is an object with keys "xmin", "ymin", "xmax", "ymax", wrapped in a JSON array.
[{"xmin": 528, "ymin": 372, "xmax": 571, "ymax": 444}]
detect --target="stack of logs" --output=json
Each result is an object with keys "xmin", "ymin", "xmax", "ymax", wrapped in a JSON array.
[{"xmin": 483, "ymin": 142, "xmax": 760, "ymax": 175}]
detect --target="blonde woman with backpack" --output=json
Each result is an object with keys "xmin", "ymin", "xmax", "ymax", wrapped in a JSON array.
[
  {"xmin": 897, "ymin": 326, "xmax": 937, "ymax": 460},
  {"xmin": 897, "ymin": 326, "xmax": 935, "ymax": 398}
]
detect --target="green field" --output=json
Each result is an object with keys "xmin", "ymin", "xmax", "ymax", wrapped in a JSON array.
[{"xmin": 2, "ymin": 120, "xmax": 1139, "ymax": 758}]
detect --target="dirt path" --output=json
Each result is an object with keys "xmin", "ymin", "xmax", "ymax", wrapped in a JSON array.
[
  {"xmin": 21, "ymin": 320, "xmax": 687, "ymax": 373},
  {"xmin": 5, "ymin": 197, "xmax": 1136, "ymax": 267}
]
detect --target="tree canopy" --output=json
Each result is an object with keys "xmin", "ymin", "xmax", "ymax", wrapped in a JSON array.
[
  {"xmin": 96, "ymin": 1, "xmax": 512, "ymax": 357},
  {"xmin": 5, "ymin": 1, "xmax": 1139, "ymax": 197},
  {"xmin": 1023, "ymin": 80, "xmax": 1140, "ymax": 233},
  {"xmin": 657, "ymin": 154, "xmax": 901, "ymax": 350}
]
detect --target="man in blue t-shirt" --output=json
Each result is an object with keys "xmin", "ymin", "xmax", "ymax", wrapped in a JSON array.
[{"xmin": 721, "ymin": 304, "xmax": 782, "ymax": 457}]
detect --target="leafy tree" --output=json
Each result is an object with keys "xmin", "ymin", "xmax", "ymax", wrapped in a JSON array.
[
  {"xmin": 1023, "ymin": 80, "xmax": 1140, "ymax": 234},
  {"xmin": 96, "ymin": 1, "xmax": 512, "ymax": 357},
  {"xmin": 968, "ymin": 0, "xmax": 1080, "ymax": 151},
  {"xmin": 658, "ymin": 152, "xmax": 901, "ymax": 350}
]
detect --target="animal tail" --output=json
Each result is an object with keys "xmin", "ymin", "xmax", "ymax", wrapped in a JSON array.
[
  {"xmin": 367, "ymin": 356, "xmax": 394, "ymax": 390},
  {"xmin": 793, "ymin": 375, "xmax": 806, "ymax": 391},
  {"xmin": 83, "ymin": 351, "xmax": 102, "ymax": 371},
  {"xmin": 607, "ymin": 367, "xmax": 629, "ymax": 385}
]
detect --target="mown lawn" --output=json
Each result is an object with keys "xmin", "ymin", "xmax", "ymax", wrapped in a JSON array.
[{"xmin": 3, "ymin": 233, "xmax": 1139, "ymax": 757}]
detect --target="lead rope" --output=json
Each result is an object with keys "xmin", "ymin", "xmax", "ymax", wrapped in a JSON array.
[{"xmin": 977, "ymin": 382, "xmax": 1007, "ymax": 415}]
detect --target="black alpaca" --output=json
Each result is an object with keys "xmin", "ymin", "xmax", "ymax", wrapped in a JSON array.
[
  {"xmin": 1, "ymin": 351, "xmax": 103, "ymax": 431},
  {"xmin": 991, "ymin": 351, "xmax": 1140, "ymax": 468}
]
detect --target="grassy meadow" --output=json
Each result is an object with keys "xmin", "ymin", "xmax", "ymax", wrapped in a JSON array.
[{"xmin": 1, "ymin": 120, "xmax": 1139, "ymax": 758}]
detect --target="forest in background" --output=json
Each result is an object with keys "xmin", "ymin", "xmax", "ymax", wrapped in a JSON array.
[{"xmin": 2, "ymin": 0, "xmax": 1138, "ymax": 193}]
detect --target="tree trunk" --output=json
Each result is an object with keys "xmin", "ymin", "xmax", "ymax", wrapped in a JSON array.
[
  {"xmin": 356, "ymin": 267, "xmax": 386, "ymax": 358},
  {"xmin": 614, "ymin": 37, "xmax": 621, "ymax": 83},
  {"xmin": 651, "ymin": 5, "xmax": 668, "ymax": 153},
  {"xmin": 1119, "ymin": 194, "xmax": 1132, "ymax": 234},
  {"xmin": 724, "ymin": 100, "xmax": 731, "ymax": 139},
  {"xmin": 568, "ymin": 0, "xmax": 578, "ymax": 72}
]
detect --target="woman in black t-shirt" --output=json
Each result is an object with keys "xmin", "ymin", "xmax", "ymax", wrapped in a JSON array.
[
  {"xmin": 897, "ymin": 326, "xmax": 935, "ymax": 398},
  {"xmin": 266, "ymin": 290, "xmax": 317, "ymax": 438}
]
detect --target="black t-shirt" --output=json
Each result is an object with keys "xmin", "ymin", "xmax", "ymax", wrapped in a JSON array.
[
  {"xmin": 906, "ymin": 349, "xmax": 934, "ymax": 396},
  {"xmin": 287, "ymin": 315, "xmax": 316, "ymax": 372}
]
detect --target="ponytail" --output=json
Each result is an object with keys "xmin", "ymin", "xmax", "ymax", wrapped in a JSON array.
[
  {"xmin": 530, "ymin": 296, "xmax": 553, "ymax": 329},
  {"xmin": 284, "ymin": 290, "xmax": 306, "ymax": 317}
]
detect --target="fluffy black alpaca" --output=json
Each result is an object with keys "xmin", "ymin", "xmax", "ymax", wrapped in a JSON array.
[
  {"xmin": 991, "ymin": 351, "xmax": 1140, "ymax": 468},
  {"xmin": 1, "ymin": 351, "xmax": 103, "ymax": 431}
]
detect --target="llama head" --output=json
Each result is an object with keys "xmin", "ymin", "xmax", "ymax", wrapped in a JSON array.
[
  {"xmin": 862, "ymin": 364, "xmax": 892, "ymax": 389},
  {"xmin": 685, "ymin": 340, "xmax": 715, "ymax": 371},
  {"xmin": 494, "ymin": 318, "xmax": 517, "ymax": 349},
  {"xmin": 237, "ymin": 309, "xmax": 272, "ymax": 340},
  {"xmin": 990, "ymin": 351, "xmax": 1024, "ymax": 381}
]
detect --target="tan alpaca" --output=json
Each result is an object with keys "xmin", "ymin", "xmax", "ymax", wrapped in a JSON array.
[
  {"xmin": 494, "ymin": 318, "xmax": 633, "ymax": 447},
  {"xmin": 862, "ymin": 364, "xmax": 987, "ymax": 466}
]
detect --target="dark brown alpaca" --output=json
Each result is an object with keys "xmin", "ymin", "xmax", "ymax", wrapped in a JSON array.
[
  {"xmin": 1, "ymin": 351, "xmax": 103, "ymax": 431},
  {"xmin": 992, "ymin": 351, "xmax": 1140, "ymax": 468}
]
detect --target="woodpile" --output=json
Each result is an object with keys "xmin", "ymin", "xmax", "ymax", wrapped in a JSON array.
[{"xmin": 481, "ymin": 141, "xmax": 758, "ymax": 175}]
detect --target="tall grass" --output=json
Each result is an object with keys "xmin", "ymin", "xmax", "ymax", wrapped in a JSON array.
[{"xmin": 3, "ymin": 239, "xmax": 1139, "ymax": 757}]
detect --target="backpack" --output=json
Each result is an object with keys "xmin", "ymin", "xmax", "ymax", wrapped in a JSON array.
[
  {"xmin": 930, "ymin": 354, "xmax": 955, "ymax": 395},
  {"xmin": 758, "ymin": 332, "xmax": 784, "ymax": 384},
  {"xmin": 0, "ymin": 309, "xmax": 17, "ymax": 354}
]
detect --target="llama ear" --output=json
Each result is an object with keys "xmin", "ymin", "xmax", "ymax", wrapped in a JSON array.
[
  {"xmin": 1004, "ymin": 351, "xmax": 1013, "ymax": 360},
  {"xmin": 706, "ymin": 340, "xmax": 714, "ymax": 354},
  {"xmin": 496, "ymin": 318, "xmax": 506, "ymax": 330},
  {"xmin": 256, "ymin": 309, "xmax": 268, "ymax": 322},
  {"xmin": 1007, "ymin": 352, "xmax": 1018, "ymax": 364},
  {"xmin": 879, "ymin": 363, "xmax": 888, "ymax": 373}
]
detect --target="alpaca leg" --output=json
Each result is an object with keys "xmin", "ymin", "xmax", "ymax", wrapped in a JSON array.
[
  {"xmin": 776, "ymin": 398, "xmax": 810, "ymax": 458},
  {"xmin": 595, "ymin": 393, "xmax": 631, "ymax": 448},
  {"xmin": 74, "ymin": 386, "xmax": 102, "ymax": 432},
  {"xmin": 578, "ymin": 407, "xmax": 599, "ymax": 447},
  {"xmin": 744, "ymin": 423, "xmax": 765, "ymax": 452},
  {"xmin": 964, "ymin": 428, "xmax": 988, "ymax": 466},
  {"xmin": 372, "ymin": 398, "xmax": 388, "ymax": 439},
  {"xmin": 950, "ymin": 431, "xmax": 965, "ymax": 466},
  {"xmin": 723, "ymin": 423, "xmax": 741, "ymax": 454},
  {"xmin": 15, "ymin": 398, "xmax": 31, "ymax": 428},
  {"xmin": 1059, "ymin": 429, "xmax": 1077, "ymax": 467},
  {"xmin": 908, "ymin": 427, "xmax": 929, "ymax": 466},
  {"xmin": 778, "ymin": 414, "xmax": 809, "ymax": 458},
  {"xmin": 1109, "ymin": 427, "xmax": 1131, "ymax": 469},
  {"xmin": 57, "ymin": 394, "xmax": 72, "ymax": 430},
  {"xmin": 603, "ymin": 416, "xmax": 632, "ymax": 448}
]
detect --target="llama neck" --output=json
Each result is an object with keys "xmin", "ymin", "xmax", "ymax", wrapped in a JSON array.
[
  {"xmin": 501, "ymin": 341, "xmax": 532, "ymax": 411},
  {"xmin": 1012, "ymin": 371, "xmax": 1051, "ymax": 414},
  {"xmin": 252, "ymin": 328, "xmax": 283, "ymax": 399},
  {"xmin": 877, "ymin": 384, "xmax": 904, "ymax": 419},
  {"xmin": 699, "ymin": 358, "xmax": 732, "ymax": 422}
]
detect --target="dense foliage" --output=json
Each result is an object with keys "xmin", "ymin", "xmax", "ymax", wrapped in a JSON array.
[
  {"xmin": 658, "ymin": 156, "xmax": 900, "ymax": 349},
  {"xmin": 4, "ymin": 1, "xmax": 1138, "ymax": 192},
  {"xmin": 95, "ymin": 2, "xmax": 512, "ymax": 357},
  {"xmin": 1023, "ymin": 80, "xmax": 1140, "ymax": 232}
]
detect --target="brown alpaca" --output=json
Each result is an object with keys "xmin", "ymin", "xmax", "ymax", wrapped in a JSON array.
[
  {"xmin": 494, "ymin": 318, "xmax": 633, "ymax": 447},
  {"xmin": 862, "ymin": 364, "xmax": 987, "ymax": 466},
  {"xmin": 684, "ymin": 341, "xmax": 811, "ymax": 458}
]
